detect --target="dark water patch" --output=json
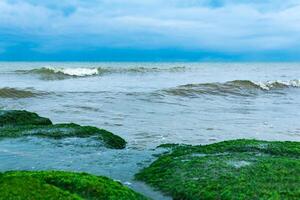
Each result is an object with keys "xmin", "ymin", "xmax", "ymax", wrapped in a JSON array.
[
  {"xmin": 0, "ymin": 88, "xmax": 47, "ymax": 99},
  {"xmin": 63, "ymin": 105, "xmax": 104, "ymax": 113}
]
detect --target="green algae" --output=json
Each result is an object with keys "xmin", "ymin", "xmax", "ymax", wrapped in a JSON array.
[
  {"xmin": 0, "ymin": 171, "xmax": 149, "ymax": 200},
  {"xmin": 0, "ymin": 110, "xmax": 52, "ymax": 126},
  {"xmin": 0, "ymin": 110, "xmax": 126, "ymax": 149},
  {"xmin": 0, "ymin": 123, "xmax": 126, "ymax": 149},
  {"xmin": 136, "ymin": 139, "xmax": 300, "ymax": 200}
]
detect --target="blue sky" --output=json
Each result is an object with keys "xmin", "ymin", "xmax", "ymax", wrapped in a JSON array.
[{"xmin": 1, "ymin": 0, "xmax": 300, "ymax": 61}]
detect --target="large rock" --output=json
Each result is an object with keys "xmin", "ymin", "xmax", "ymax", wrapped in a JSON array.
[
  {"xmin": 0, "ymin": 110, "xmax": 126, "ymax": 149},
  {"xmin": 0, "ymin": 110, "xmax": 52, "ymax": 126},
  {"xmin": 0, "ymin": 171, "xmax": 148, "ymax": 200},
  {"xmin": 136, "ymin": 139, "xmax": 300, "ymax": 200}
]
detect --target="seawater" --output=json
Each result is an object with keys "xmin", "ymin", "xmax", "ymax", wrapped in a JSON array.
[{"xmin": 0, "ymin": 62, "xmax": 300, "ymax": 199}]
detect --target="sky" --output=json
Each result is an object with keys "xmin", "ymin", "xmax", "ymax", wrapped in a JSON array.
[{"xmin": 1, "ymin": 0, "xmax": 300, "ymax": 61}]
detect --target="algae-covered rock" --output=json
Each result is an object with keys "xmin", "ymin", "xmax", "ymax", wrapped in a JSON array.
[
  {"xmin": 0, "ymin": 171, "xmax": 149, "ymax": 200},
  {"xmin": 0, "ymin": 123, "xmax": 126, "ymax": 149},
  {"xmin": 0, "ymin": 110, "xmax": 52, "ymax": 126},
  {"xmin": 0, "ymin": 110, "xmax": 126, "ymax": 149},
  {"xmin": 136, "ymin": 139, "xmax": 300, "ymax": 200}
]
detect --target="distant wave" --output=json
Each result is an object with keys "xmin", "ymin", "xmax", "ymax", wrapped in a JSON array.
[
  {"xmin": 162, "ymin": 80, "xmax": 300, "ymax": 97},
  {"xmin": 0, "ymin": 88, "xmax": 47, "ymax": 98},
  {"xmin": 16, "ymin": 66, "xmax": 187, "ymax": 80}
]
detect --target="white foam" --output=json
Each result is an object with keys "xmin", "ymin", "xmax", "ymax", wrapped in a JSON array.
[
  {"xmin": 254, "ymin": 80, "xmax": 300, "ymax": 90},
  {"xmin": 47, "ymin": 67, "xmax": 99, "ymax": 76}
]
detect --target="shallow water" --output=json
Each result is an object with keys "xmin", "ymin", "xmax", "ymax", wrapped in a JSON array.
[{"xmin": 0, "ymin": 62, "xmax": 300, "ymax": 199}]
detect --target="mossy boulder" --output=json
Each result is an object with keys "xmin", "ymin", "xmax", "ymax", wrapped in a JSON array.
[
  {"xmin": 0, "ymin": 123, "xmax": 126, "ymax": 149},
  {"xmin": 0, "ymin": 110, "xmax": 126, "ymax": 149},
  {"xmin": 136, "ymin": 139, "xmax": 300, "ymax": 200},
  {"xmin": 0, "ymin": 171, "xmax": 149, "ymax": 200},
  {"xmin": 0, "ymin": 110, "xmax": 52, "ymax": 126}
]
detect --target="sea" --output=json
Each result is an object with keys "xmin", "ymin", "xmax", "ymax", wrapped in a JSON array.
[{"xmin": 0, "ymin": 62, "xmax": 300, "ymax": 199}]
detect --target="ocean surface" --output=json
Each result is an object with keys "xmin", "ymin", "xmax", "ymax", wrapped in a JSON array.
[{"xmin": 1, "ymin": 62, "xmax": 300, "ymax": 199}]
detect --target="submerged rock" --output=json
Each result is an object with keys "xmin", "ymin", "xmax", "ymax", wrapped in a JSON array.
[
  {"xmin": 0, "ymin": 110, "xmax": 126, "ymax": 149},
  {"xmin": 0, "ymin": 110, "xmax": 52, "ymax": 126},
  {"xmin": 0, "ymin": 171, "xmax": 149, "ymax": 200},
  {"xmin": 136, "ymin": 139, "xmax": 300, "ymax": 200}
]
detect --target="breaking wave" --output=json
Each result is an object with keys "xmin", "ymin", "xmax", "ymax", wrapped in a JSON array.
[
  {"xmin": 0, "ymin": 88, "xmax": 47, "ymax": 98},
  {"xmin": 16, "ymin": 66, "xmax": 187, "ymax": 80},
  {"xmin": 162, "ymin": 80, "xmax": 300, "ymax": 97}
]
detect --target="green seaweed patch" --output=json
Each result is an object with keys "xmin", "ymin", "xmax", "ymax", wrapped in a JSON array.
[
  {"xmin": 0, "ymin": 123, "xmax": 126, "ymax": 149},
  {"xmin": 0, "ymin": 171, "xmax": 149, "ymax": 200},
  {"xmin": 0, "ymin": 110, "xmax": 52, "ymax": 126},
  {"xmin": 136, "ymin": 139, "xmax": 300, "ymax": 200}
]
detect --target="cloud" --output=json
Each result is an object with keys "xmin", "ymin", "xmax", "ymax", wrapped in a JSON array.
[{"xmin": 1, "ymin": 0, "xmax": 300, "ymax": 60}]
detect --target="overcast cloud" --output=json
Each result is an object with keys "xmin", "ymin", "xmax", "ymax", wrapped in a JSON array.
[{"xmin": 1, "ymin": 0, "xmax": 300, "ymax": 60}]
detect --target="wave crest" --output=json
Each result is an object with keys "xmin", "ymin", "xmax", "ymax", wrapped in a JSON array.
[
  {"xmin": 16, "ymin": 66, "xmax": 187, "ymax": 80},
  {"xmin": 162, "ymin": 80, "xmax": 300, "ymax": 97}
]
